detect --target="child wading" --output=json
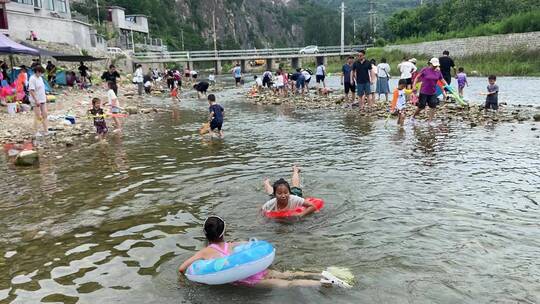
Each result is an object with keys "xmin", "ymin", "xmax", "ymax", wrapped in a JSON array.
[
  {"xmin": 89, "ymin": 97, "xmax": 108, "ymax": 140},
  {"xmin": 456, "ymin": 67, "xmax": 468, "ymax": 97},
  {"xmin": 208, "ymin": 94, "xmax": 224, "ymax": 138},
  {"xmin": 390, "ymin": 79, "xmax": 408, "ymax": 127},
  {"xmin": 262, "ymin": 165, "xmax": 316, "ymax": 217},
  {"xmin": 178, "ymin": 216, "xmax": 352, "ymax": 288},
  {"xmin": 105, "ymin": 81, "xmax": 122, "ymax": 132},
  {"xmin": 482, "ymin": 75, "xmax": 499, "ymax": 111}
]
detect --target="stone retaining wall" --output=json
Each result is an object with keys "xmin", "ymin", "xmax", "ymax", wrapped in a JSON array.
[{"xmin": 384, "ymin": 31, "xmax": 540, "ymax": 57}]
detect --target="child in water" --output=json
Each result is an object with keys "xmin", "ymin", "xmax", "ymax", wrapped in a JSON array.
[
  {"xmin": 208, "ymin": 94, "xmax": 224, "ymax": 138},
  {"xmin": 178, "ymin": 216, "xmax": 351, "ymax": 288},
  {"xmin": 88, "ymin": 97, "xmax": 108, "ymax": 140},
  {"xmin": 481, "ymin": 75, "xmax": 499, "ymax": 111},
  {"xmin": 262, "ymin": 165, "xmax": 316, "ymax": 217},
  {"xmin": 390, "ymin": 79, "xmax": 408, "ymax": 127},
  {"xmin": 104, "ymin": 81, "xmax": 122, "ymax": 132},
  {"xmin": 456, "ymin": 67, "xmax": 468, "ymax": 97}
]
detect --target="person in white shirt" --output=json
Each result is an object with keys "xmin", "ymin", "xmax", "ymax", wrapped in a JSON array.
[
  {"xmin": 105, "ymin": 81, "xmax": 122, "ymax": 132},
  {"xmin": 261, "ymin": 165, "xmax": 316, "ymax": 217},
  {"xmin": 275, "ymin": 71, "xmax": 285, "ymax": 96},
  {"xmin": 134, "ymin": 64, "xmax": 144, "ymax": 96},
  {"xmin": 397, "ymin": 57, "xmax": 417, "ymax": 89},
  {"xmin": 376, "ymin": 58, "xmax": 391, "ymax": 102},
  {"xmin": 208, "ymin": 73, "xmax": 215, "ymax": 85},
  {"xmin": 29, "ymin": 66, "xmax": 48, "ymax": 136},
  {"xmin": 301, "ymin": 69, "xmax": 312, "ymax": 93},
  {"xmin": 315, "ymin": 63, "xmax": 326, "ymax": 88},
  {"xmin": 254, "ymin": 75, "xmax": 263, "ymax": 91},
  {"xmin": 190, "ymin": 70, "xmax": 198, "ymax": 80}
]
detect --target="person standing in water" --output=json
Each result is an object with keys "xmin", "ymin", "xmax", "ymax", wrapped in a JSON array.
[
  {"xmin": 341, "ymin": 56, "xmax": 355, "ymax": 103},
  {"xmin": 411, "ymin": 58, "xmax": 449, "ymax": 123},
  {"xmin": 208, "ymin": 94, "xmax": 224, "ymax": 138},
  {"xmin": 376, "ymin": 58, "xmax": 391, "ymax": 102},
  {"xmin": 315, "ymin": 62, "xmax": 326, "ymax": 88},
  {"xmin": 134, "ymin": 64, "xmax": 144, "ymax": 96},
  {"xmin": 398, "ymin": 57, "xmax": 416, "ymax": 89},
  {"xmin": 232, "ymin": 63, "xmax": 242, "ymax": 87},
  {"xmin": 439, "ymin": 50, "xmax": 456, "ymax": 87},
  {"xmin": 351, "ymin": 50, "xmax": 373, "ymax": 111}
]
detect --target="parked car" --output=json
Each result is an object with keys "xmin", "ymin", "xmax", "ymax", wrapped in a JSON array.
[
  {"xmin": 299, "ymin": 45, "xmax": 319, "ymax": 54},
  {"xmin": 107, "ymin": 47, "xmax": 126, "ymax": 56}
]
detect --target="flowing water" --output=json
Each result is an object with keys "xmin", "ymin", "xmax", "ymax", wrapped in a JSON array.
[{"xmin": 0, "ymin": 77, "xmax": 539, "ymax": 304}]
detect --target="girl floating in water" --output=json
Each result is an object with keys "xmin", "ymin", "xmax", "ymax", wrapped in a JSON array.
[
  {"xmin": 178, "ymin": 216, "xmax": 351, "ymax": 288},
  {"xmin": 261, "ymin": 165, "xmax": 316, "ymax": 217}
]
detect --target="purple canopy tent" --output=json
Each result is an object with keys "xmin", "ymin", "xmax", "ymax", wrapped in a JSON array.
[{"xmin": 0, "ymin": 34, "xmax": 39, "ymax": 56}]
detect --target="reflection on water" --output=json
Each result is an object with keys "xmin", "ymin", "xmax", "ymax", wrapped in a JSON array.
[{"xmin": 0, "ymin": 83, "xmax": 539, "ymax": 303}]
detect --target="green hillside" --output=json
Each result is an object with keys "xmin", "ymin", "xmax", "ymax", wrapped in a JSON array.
[{"xmin": 383, "ymin": 0, "xmax": 540, "ymax": 42}]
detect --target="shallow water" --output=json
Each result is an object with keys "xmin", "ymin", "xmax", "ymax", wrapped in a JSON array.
[{"xmin": 0, "ymin": 78, "xmax": 539, "ymax": 303}]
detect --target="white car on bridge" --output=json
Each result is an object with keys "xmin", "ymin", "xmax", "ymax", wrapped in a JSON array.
[{"xmin": 299, "ymin": 45, "xmax": 319, "ymax": 54}]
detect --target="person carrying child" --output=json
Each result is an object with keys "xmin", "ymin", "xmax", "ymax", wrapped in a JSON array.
[
  {"xmin": 390, "ymin": 79, "xmax": 408, "ymax": 127},
  {"xmin": 456, "ymin": 67, "xmax": 468, "ymax": 97},
  {"xmin": 481, "ymin": 75, "xmax": 499, "ymax": 111},
  {"xmin": 261, "ymin": 165, "xmax": 316, "ymax": 217},
  {"xmin": 208, "ymin": 94, "xmax": 224, "ymax": 138},
  {"xmin": 178, "ymin": 216, "xmax": 352, "ymax": 288},
  {"xmin": 89, "ymin": 97, "xmax": 108, "ymax": 140}
]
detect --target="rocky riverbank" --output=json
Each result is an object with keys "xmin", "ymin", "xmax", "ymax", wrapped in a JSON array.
[
  {"xmin": 0, "ymin": 79, "xmax": 230, "ymax": 149},
  {"xmin": 247, "ymin": 90, "xmax": 540, "ymax": 128}
]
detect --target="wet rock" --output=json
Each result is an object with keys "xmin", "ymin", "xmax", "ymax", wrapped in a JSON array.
[
  {"xmin": 533, "ymin": 113, "xmax": 540, "ymax": 122},
  {"xmin": 470, "ymin": 122, "xmax": 477, "ymax": 127},
  {"xmin": 15, "ymin": 150, "xmax": 39, "ymax": 166},
  {"xmin": 140, "ymin": 108, "xmax": 151, "ymax": 114},
  {"xmin": 125, "ymin": 106, "xmax": 138, "ymax": 115},
  {"xmin": 532, "ymin": 127, "xmax": 538, "ymax": 131},
  {"xmin": 64, "ymin": 139, "xmax": 74, "ymax": 147}
]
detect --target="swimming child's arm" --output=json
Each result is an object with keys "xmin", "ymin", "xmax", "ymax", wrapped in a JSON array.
[
  {"xmin": 178, "ymin": 250, "xmax": 205, "ymax": 274},
  {"xmin": 298, "ymin": 199, "xmax": 316, "ymax": 217}
]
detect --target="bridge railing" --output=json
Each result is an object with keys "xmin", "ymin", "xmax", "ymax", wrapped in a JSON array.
[{"xmin": 133, "ymin": 45, "xmax": 370, "ymax": 61}]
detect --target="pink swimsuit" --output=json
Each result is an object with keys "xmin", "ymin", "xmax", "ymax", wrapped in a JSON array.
[{"xmin": 209, "ymin": 242, "xmax": 268, "ymax": 286}]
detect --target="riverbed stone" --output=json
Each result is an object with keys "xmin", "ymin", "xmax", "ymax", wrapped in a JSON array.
[
  {"xmin": 15, "ymin": 150, "xmax": 39, "ymax": 166},
  {"xmin": 533, "ymin": 113, "xmax": 540, "ymax": 121},
  {"xmin": 125, "ymin": 106, "xmax": 138, "ymax": 115}
]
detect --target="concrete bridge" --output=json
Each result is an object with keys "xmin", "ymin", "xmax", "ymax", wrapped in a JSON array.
[{"xmin": 133, "ymin": 45, "xmax": 370, "ymax": 74}]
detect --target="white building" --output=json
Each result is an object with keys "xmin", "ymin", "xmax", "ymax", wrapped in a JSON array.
[
  {"xmin": 0, "ymin": 0, "xmax": 105, "ymax": 51},
  {"xmin": 108, "ymin": 6, "xmax": 165, "ymax": 52}
]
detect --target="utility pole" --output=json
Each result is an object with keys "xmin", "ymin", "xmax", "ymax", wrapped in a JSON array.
[
  {"xmin": 181, "ymin": 28, "xmax": 185, "ymax": 51},
  {"xmin": 340, "ymin": 1, "xmax": 345, "ymax": 54},
  {"xmin": 96, "ymin": 0, "xmax": 100, "ymax": 25},
  {"xmin": 353, "ymin": 19, "xmax": 356, "ymax": 44},
  {"xmin": 368, "ymin": 0, "xmax": 376, "ymax": 40},
  {"xmin": 212, "ymin": 10, "xmax": 217, "ymax": 57}
]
